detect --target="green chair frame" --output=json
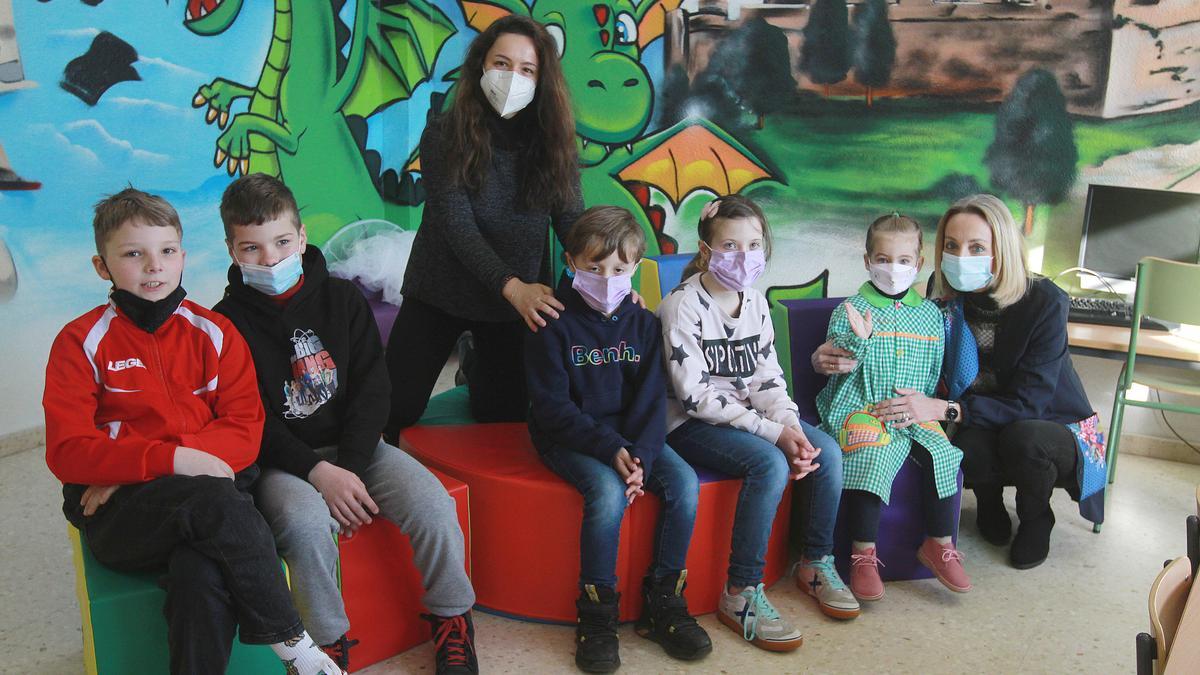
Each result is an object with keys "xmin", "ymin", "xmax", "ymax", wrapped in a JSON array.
[{"xmin": 1107, "ymin": 257, "xmax": 1200, "ymax": 485}]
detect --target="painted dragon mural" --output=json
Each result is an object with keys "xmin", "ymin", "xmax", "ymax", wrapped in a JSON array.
[
  {"xmin": 185, "ymin": 0, "xmax": 774, "ymax": 257},
  {"xmin": 185, "ymin": 0, "xmax": 455, "ymax": 245}
]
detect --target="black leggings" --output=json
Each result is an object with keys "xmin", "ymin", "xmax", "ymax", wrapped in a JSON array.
[
  {"xmin": 843, "ymin": 443, "xmax": 958, "ymax": 541},
  {"xmin": 953, "ymin": 419, "xmax": 1078, "ymax": 523},
  {"xmin": 384, "ymin": 296, "xmax": 529, "ymax": 441}
]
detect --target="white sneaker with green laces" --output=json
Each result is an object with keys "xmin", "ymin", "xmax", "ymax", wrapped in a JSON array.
[
  {"xmin": 793, "ymin": 555, "xmax": 861, "ymax": 620},
  {"xmin": 717, "ymin": 583, "xmax": 803, "ymax": 652}
]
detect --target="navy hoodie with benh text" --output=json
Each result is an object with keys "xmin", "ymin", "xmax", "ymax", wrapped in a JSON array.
[{"xmin": 524, "ymin": 277, "xmax": 666, "ymax": 474}]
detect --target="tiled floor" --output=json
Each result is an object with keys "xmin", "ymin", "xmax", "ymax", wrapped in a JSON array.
[{"xmin": 6, "ymin": 444, "xmax": 1199, "ymax": 674}]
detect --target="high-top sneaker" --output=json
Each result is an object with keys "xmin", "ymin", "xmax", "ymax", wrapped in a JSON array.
[
  {"xmin": 634, "ymin": 570, "xmax": 712, "ymax": 661},
  {"xmin": 575, "ymin": 584, "xmax": 620, "ymax": 673}
]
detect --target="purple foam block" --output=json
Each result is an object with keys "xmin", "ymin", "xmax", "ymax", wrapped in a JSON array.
[
  {"xmin": 833, "ymin": 459, "xmax": 964, "ymax": 582},
  {"xmin": 780, "ymin": 297, "xmax": 845, "ymax": 425},
  {"xmin": 355, "ymin": 282, "xmax": 400, "ymax": 346}
]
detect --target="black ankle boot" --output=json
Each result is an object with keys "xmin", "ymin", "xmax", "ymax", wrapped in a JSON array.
[
  {"xmin": 1011, "ymin": 507, "xmax": 1055, "ymax": 570},
  {"xmin": 974, "ymin": 486, "xmax": 1012, "ymax": 546},
  {"xmin": 575, "ymin": 585, "xmax": 620, "ymax": 673},
  {"xmin": 635, "ymin": 570, "xmax": 712, "ymax": 661}
]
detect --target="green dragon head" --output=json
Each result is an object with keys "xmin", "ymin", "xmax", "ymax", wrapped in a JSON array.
[{"xmin": 461, "ymin": 0, "xmax": 679, "ymax": 166}]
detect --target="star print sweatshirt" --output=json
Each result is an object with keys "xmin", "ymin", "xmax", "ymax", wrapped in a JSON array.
[
  {"xmin": 657, "ymin": 273, "xmax": 800, "ymax": 443},
  {"xmin": 525, "ymin": 278, "xmax": 667, "ymax": 474}
]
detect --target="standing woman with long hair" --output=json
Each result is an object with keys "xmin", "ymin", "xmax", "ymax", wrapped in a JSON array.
[{"xmin": 385, "ymin": 16, "xmax": 583, "ymax": 440}]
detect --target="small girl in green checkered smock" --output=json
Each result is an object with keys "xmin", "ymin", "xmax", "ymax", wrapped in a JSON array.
[{"xmin": 816, "ymin": 213, "xmax": 971, "ymax": 602}]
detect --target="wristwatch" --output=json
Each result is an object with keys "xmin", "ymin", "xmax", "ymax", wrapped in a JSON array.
[{"xmin": 945, "ymin": 400, "xmax": 960, "ymax": 422}]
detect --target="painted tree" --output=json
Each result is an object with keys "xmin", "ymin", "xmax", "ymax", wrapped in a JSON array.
[
  {"xmin": 709, "ymin": 17, "xmax": 797, "ymax": 129},
  {"xmin": 659, "ymin": 64, "xmax": 746, "ymax": 132},
  {"xmin": 984, "ymin": 69, "xmax": 1078, "ymax": 235},
  {"xmin": 851, "ymin": 0, "xmax": 895, "ymax": 107},
  {"xmin": 800, "ymin": 0, "xmax": 851, "ymax": 97}
]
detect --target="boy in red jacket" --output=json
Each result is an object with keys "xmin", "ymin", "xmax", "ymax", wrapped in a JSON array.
[{"xmin": 43, "ymin": 188, "xmax": 343, "ymax": 675}]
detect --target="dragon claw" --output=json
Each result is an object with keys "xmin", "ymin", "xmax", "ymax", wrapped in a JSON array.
[
  {"xmin": 192, "ymin": 93, "xmax": 207, "ymax": 108},
  {"xmin": 239, "ymin": 158, "xmax": 249, "ymax": 176},
  {"xmin": 219, "ymin": 111, "xmax": 229, "ymax": 128},
  {"xmin": 227, "ymin": 156, "xmax": 238, "ymax": 176},
  {"xmin": 206, "ymin": 107, "xmax": 218, "ymax": 124},
  {"xmin": 215, "ymin": 148, "xmax": 227, "ymax": 168}
]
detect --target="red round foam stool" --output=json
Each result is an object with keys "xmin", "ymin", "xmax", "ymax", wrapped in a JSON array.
[{"xmin": 400, "ymin": 423, "xmax": 791, "ymax": 623}]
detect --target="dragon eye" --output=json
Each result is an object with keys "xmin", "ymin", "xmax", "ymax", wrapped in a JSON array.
[
  {"xmin": 546, "ymin": 24, "xmax": 565, "ymax": 58},
  {"xmin": 615, "ymin": 12, "xmax": 637, "ymax": 46}
]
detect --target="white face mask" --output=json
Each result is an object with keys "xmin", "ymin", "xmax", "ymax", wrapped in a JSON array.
[
  {"xmin": 868, "ymin": 262, "xmax": 919, "ymax": 296},
  {"xmin": 480, "ymin": 69, "xmax": 536, "ymax": 119}
]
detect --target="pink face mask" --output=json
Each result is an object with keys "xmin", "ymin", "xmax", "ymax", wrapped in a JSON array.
[
  {"xmin": 706, "ymin": 247, "xmax": 766, "ymax": 292},
  {"xmin": 572, "ymin": 268, "xmax": 632, "ymax": 315}
]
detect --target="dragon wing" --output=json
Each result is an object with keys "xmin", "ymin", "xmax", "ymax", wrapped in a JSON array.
[
  {"xmin": 612, "ymin": 118, "xmax": 779, "ymax": 208},
  {"xmin": 342, "ymin": 0, "xmax": 457, "ymax": 118}
]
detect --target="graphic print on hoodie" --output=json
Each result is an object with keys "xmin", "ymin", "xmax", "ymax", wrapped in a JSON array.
[{"xmin": 284, "ymin": 328, "xmax": 338, "ymax": 419}]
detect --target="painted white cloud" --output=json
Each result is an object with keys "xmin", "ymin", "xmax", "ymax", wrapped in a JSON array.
[
  {"xmin": 50, "ymin": 28, "xmax": 101, "ymax": 38},
  {"xmin": 62, "ymin": 119, "xmax": 170, "ymax": 164},
  {"xmin": 27, "ymin": 122, "xmax": 102, "ymax": 167},
  {"xmin": 138, "ymin": 55, "xmax": 206, "ymax": 80},
  {"xmin": 108, "ymin": 96, "xmax": 187, "ymax": 116}
]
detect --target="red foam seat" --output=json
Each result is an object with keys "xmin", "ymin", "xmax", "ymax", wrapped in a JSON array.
[
  {"xmin": 339, "ymin": 468, "xmax": 471, "ymax": 671},
  {"xmin": 400, "ymin": 423, "xmax": 791, "ymax": 623}
]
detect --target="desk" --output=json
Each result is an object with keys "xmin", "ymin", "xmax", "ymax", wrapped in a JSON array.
[{"xmin": 1067, "ymin": 322, "xmax": 1200, "ymax": 366}]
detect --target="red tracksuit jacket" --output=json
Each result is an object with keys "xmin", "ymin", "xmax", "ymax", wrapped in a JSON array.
[{"xmin": 43, "ymin": 299, "xmax": 265, "ymax": 485}]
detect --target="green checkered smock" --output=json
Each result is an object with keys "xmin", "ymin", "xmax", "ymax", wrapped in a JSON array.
[{"xmin": 816, "ymin": 283, "xmax": 963, "ymax": 502}]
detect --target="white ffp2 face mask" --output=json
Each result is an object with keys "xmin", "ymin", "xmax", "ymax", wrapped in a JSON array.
[
  {"xmin": 868, "ymin": 262, "xmax": 919, "ymax": 296},
  {"xmin": 480, "ymin": 69, "xmax": 536, "ymax": 119}
]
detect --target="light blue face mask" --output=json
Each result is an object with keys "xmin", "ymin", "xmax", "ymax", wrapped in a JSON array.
[
  {"xmin": 240, "ymin": 250, "xmax": 303, "ymax": 296},
  {"xmin": 941, "ymin": 253, "xmax": 994, "ymax": 293}
]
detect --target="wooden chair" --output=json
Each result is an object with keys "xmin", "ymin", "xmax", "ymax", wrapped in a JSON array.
[{"xmin": 1136, "ymin": 556, "xmax": 1193, "ymax": 675}]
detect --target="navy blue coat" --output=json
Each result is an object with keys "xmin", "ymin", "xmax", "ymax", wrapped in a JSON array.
[{"xmin": 960, "ymin": 277, "xmax": 1094, "ymax": 429}]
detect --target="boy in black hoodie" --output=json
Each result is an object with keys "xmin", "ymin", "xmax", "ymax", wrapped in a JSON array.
[
  {"xmin": 213, "ymin": 175, "xmax": 477, "ymax": 675},
  {"xmin": 525, "ymin": 206, "xmax": 711, "ymax": 673}
]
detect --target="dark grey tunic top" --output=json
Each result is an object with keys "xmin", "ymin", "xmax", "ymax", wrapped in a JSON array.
[{"xmin": 401, "ymin": 115, "xmax": 584, "ymax": 322}]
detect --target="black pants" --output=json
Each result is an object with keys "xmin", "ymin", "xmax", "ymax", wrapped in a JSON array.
[
  {"xmin": 384, "ymin": 296, "xmax": 529, "ymax": 440},
  {"xmin": 843, "ymin": 443, "xmax": 958, "ymax": 541},
  {"xmin": 65, "ymin": 470, "xmax": 302, "ymax": 675},
  {"xmin": 953, "ymin": 419, "xmax": 1078, "ymax": 524}
]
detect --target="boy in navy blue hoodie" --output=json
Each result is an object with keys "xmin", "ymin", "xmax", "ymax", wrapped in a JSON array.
[{"xmin": 525, "ymin": 206, "xmax": 711, "ymax": 673}]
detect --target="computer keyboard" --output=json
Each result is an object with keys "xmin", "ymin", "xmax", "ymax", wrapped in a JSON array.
[{"xmin": 1068, "ymin": 296, "xmax": 1171, "ymax": 331}]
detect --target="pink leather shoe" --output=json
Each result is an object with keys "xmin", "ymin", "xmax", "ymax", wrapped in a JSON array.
[
  {"xmin": 850, "ymin": 547, "xmax": 885, "ymax": 601},
  {"xmin": 917, "ymin": 538, "xmax": 972, "ymax": 593}
]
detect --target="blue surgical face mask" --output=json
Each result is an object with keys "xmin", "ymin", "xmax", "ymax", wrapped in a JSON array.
[
  {"xmin": 941, "ymin": 253, "xmax": 994, "ymax": 293},
  {"xmin": 239, "ymin": 250, "xmax": 303, "ymax": 296}
]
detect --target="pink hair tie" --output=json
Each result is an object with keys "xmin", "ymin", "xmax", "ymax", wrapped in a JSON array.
[{"xmin": 700, "ymin": 199, "xmax": 721, "ymax": 220}]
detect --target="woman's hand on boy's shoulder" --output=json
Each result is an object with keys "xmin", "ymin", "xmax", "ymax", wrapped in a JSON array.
[{"xmin": 503, "ymin": 278, "xmax": 565, "ymax": 332}]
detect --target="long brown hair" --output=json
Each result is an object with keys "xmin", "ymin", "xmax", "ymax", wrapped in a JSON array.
[
  {"xmin": 681, "ymin": 194, "xmax": 773, "ymax": 279},
  {"xmin": 445, "ymin": 16, "xmax": 578, "ymax": 212}
]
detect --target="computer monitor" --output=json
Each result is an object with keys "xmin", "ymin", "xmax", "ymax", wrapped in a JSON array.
[{"xmin": 1077, "ymin": 184, "xmax": 1200, "ymax": 296}]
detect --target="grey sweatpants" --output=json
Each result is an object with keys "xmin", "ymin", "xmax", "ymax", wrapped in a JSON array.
[{"xmin": 254, "ymin": 439, "xmax": 475, "ymax": 644}]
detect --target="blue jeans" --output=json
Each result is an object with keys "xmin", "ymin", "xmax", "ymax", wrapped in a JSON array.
[
  {"xmin": 667, "ymin": 418, "xmax": 843, "ymax": 588},
  {"xmin": 541, "ymin": 445, "xmax": 699, "ymax": 589}
]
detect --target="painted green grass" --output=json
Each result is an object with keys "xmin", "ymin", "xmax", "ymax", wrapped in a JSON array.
[{"xmin": 741, "ymin": 98, "xmax": 1200, "ymax": 228}]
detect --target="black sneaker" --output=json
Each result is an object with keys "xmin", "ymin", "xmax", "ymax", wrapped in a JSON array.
[
  {"xmin": 320, "ymin": 634, "xmax": 359, "ymax": 671},
  {"xmin": 575, "ymin": 585, "xmax": 620, "ymax": 673},
  {"xmin": 1011, "ymin": 507, "xmax": 1055, "ymax": 570},
  {"xmin": 423, "ymin": 612, "xmax": 478, "ymax": 674},
  {"xmin": 635, "ymin": 570, "xmax": 712, "ymax": 661},
  {"xmin": 974, "ymin": 486, "xmax": 1012, "ymax": 546}
]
